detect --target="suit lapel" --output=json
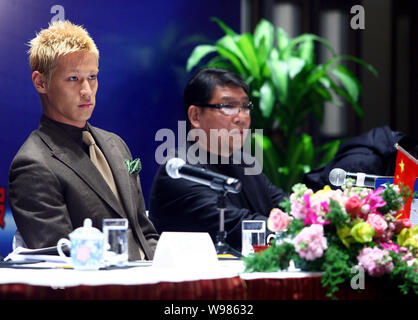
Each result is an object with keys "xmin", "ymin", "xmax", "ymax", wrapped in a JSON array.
[
  {"xmin": 37, "ymin": 119, "xmax": 127, "ymax": 219},
  {"xmin": 88, "ymin": 126, "xmax": 149, "ymax": 258},
  {"xmin": 88, "ymin": 125, "xmax": 136, "ymax": 219}
]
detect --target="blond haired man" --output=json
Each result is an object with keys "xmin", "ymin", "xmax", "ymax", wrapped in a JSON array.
[{"xmin": 8, "ymin": 21, "xmax": 158, "ymax": 261}]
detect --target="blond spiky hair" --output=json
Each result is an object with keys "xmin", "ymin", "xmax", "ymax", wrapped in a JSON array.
[{"xmin": 28, "ymin": 20, "xmax": 99, "ymax": 80}]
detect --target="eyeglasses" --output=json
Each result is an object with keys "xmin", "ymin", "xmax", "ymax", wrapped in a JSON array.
[{"xmin": 197, "ymin": 102, "xmax": 254, "ymax": 116}]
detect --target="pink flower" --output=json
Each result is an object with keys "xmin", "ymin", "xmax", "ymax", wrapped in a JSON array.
[
  {"xmin": 267, "ymin": 208, "xmax": 291, "ymax": 232},
  {"xmin": 376, "ymin": 222, "xmax": 395, "ymax": 242},
  {"xmin": 298, "ymin": 195, "xmax": 330, "ymax": 226},
  {"xmin": 289, "ymin": 187, "xmax": 313, "ymax": 220},
  {"xmin": 294, "ymin": 224, "xmax": 327, "ymax": 261},
  {"xmin": 290, "ymin": 195, "xmax": 307, "ymax": 220},
  {"xmin": 367, "ymin": 214, "xmax": 388, "ymax": 235},
  {"xmin": 379, "ymin": 242, "xmax": 400, "ymax": 254},
  {"xmin": 399, "ymin": 248, "xmax": 414, "ymax": 262},
  {"xmin": 364, "ymin": 188, "xmax": 386, "ymax": 214},
  {"xmin": 345, "ymin": 195, "xmax": 363, "ymax": 218},
  {"xmin": 320, "ymin": 201, "xmax": 329, "ymax": 213},
  {"xmin": 357, "ymin": 247, "xmax": 394, "ymax": 277},
  {"xmin": 303, "ymin": 194, "xmax": 320, "ymax": 225}
]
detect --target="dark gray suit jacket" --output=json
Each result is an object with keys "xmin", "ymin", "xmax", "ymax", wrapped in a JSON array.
[{"xmin": 8, "ymin": 116, "xmax": 159, "ymax": 260}]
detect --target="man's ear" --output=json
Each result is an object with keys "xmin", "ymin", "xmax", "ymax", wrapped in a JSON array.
[
  {"xmin": 32, "ymin": 71, "xmax": 48, "ymax": 94},
  {"xmin": 188, "ymin": 105, "xmax": 202, "ymax": 128}
]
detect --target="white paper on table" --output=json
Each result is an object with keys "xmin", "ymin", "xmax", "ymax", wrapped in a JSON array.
[{"xmin": 3, "ymin": 246, "xmax": 69, "ymax": 263}]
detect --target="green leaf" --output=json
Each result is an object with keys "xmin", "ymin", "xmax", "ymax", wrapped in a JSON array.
[
  {"xmin": 259, "ymin": 81, "xmax": 275, "ymax": 118},
  {"xmin": 314, "ymin": 85, "xmax": 332, "ymax": 101},
  {"xmin": 321, "ymin": 245, "xmax": 352, "ymax": 300},
  {"xmin": 277, "ymin": 27, "xmax": 290, "ymax": 52},
  {"xmin": 261, "ymin": 63, "xmax": 271, "ymax": 78},
  {"xmin": 251, "ymin": 89, "xmax": 260, "ymax": 98},
  {"xmin": 322, "ymin": 55, "xmax": 378, "ymax": 78},
  {"xmin": 210, "ymin": 17, "xmax": 238, "ymax": 37},
  {"xmin": 306, "ymin": 65, "xmax": 328, "ymax": 85},
  {"xmin": 237, "ymin": 33, "xmax": 260, "ymax": 79},
  {"xmin": 297, "ymin": 39, "xmax": 314, "ymax": 64},
  {"xmin": 254, "ymin": 19, "xmax": 274, "ymax": 52},
  {"xmin": 269, "ymin": 60, "xmax": 288, "ymax": 104},
  {"xmin": 301, "ymin": 134, "xmax": 314, "ymax": 164},
  {"xmin": 282, "ymin": 134, "xmax": 314, "ymax": 189},
  {"xmin": 327, "ymin": 76, "xmax": 363, "ymax": 117},
  {"xmin": 332, "ymin": 65, "xmax": 360, "ymax": 102},
  {"xmin": 186, "ymin": 45, "xmax": 217, "ymax": 71},
  {"xmin": 205, "ymin": 57, "xmax": 234, "ymax": 71},
  {"xmin": 242, "ymin": 242, "xmax": 294, "ymax": 272},
  {"xmin": 316, "ymin": 140, "xmax": 341, "ymax": 168},
  {"xmin": 256, "ymin": 38, "xmax": 269, "ymax": 68},
  {"xmin": 217, "ymin": 35, "xmax": 250, "ymax": 73},
  {"xmin": 287, "ymin": 57, "xmax": 305, "ymax": 78},
  {"xmin": 216, "ymin": 45, "xmax": 246, "ymax": 75},
  {"xmin": 339, "ymin": 55, "xmax": 378, "ymax": 77},
  {"xmin": 270, "ymin": 47, "xmax": 279, "ymax": 60},
  {"xmin": 289, "ymin": 134, "xmax": 314, "ymax": 165},
  {"xmin": 319, "ymin": 76, "xmax": 331, "ymax": 88},
  {"xmin": 282, "ymin": 33, "xmax": 337, "ymax": 60},
  {"xmin": 245, "ymin": 75, "xmax": 255, "ymax": 87}
]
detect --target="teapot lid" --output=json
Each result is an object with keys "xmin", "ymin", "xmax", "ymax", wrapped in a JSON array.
[{"xmin": 70, "ymin": 218, "xmax": 103, "ymax": 240}]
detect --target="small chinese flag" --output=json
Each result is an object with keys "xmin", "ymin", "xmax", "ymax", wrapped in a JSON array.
[{"xmin": 393, "ymin": 144, "xmax": 418, "ymax": 219}]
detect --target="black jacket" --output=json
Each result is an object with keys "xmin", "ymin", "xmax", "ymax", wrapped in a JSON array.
[
  {"xmin": 149, "ymin": 144, "xmax": 287, "ymax": 251},
  {"xmin": 303, "ymin": 126, "xmax": 418, "ymax": 191}
]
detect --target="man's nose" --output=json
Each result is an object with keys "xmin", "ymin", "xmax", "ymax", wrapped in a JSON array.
[{"xmin": 80, "ymin": 80, "xmax": 92, "ymax": 98}]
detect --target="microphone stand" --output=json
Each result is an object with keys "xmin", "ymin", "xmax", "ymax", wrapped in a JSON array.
[{"xmin": 214, "ymin": 190, "xmax": 242, "ymax": 258}]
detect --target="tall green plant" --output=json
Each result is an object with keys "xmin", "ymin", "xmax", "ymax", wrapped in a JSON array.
[{"xmin": 187, "ymin": 17, "xmax": 377, "ymax": 192}]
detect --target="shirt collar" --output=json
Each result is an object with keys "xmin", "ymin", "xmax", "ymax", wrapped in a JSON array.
[{"xmin": 41, "ymin": 114, "xmax": 88, "ymax": 145}]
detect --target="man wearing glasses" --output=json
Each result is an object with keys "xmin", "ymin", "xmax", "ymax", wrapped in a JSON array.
[{"xmin": 149, "ymin": 68, "xmax": 287, "ymax": 253}]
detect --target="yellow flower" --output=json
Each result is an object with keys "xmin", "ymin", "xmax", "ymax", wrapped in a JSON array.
[
  {"xmin": 350, "ymin": 222, "xmax": 375, "ymax": 243},
  {"xmin": 397, "ymin": 226, "xmax": 418, "ymax": 248},
  {"xmin": 313, "ymin": 185, "xmax": 332, "ymax": 198},
  {"xmin": 337, "ymin": 225, "xmax": 355, "ymax": 248}
]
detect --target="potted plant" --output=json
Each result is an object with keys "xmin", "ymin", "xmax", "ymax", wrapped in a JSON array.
[{"xmin": 186, "ymin": 17, "xmax": 377, "ymax": 192}]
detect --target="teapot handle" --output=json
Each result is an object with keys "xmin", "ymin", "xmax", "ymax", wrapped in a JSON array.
[{"xmin": 57, "ymin": 238, "xmax": 71, "ymax": 257}]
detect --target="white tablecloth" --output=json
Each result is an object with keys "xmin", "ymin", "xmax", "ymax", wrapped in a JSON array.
[{"xmin": 0, "ymin": 260, "xmax": 320, "ymax": 288}]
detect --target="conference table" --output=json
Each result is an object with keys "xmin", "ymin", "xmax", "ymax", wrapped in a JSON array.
[{"xmin": 0, "ymin": 259, "xmax": 403, "ymax": 301}]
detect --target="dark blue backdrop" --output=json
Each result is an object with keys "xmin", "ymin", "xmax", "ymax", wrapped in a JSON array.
[{"xmin": 0, "ymin": 0, "xmax": 240, "ymax": 257}]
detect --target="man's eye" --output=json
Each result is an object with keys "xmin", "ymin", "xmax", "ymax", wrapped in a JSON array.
[
  {"xmin": 68, "ymin": 76, "xmax": 78, "ymax": 81},
  {"xmin": 221, "ymin": 104, "xmax": 233, "ymax": 109},
  {"xmin": 89, "ymin": 75, "xmax": 97, "ymax": 80}
]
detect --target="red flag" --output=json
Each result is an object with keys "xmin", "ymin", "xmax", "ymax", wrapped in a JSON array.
[{"xmin": 393, "ymin": 144, "xmax": 418, "ymax": 219}]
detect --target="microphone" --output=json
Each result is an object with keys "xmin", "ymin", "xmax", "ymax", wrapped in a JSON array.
[
  {"xmin": 165, "ymin": 158, "xmax": 242, "ymax": 194},
  {"xmin": 329, "ymin": 168, "xmax": 388, "ymax": 188}
]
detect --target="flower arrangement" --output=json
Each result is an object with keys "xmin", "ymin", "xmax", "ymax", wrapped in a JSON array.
[{"xmin": 243, "ymin": 181, "xmax": 418, "ymax": 299}]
